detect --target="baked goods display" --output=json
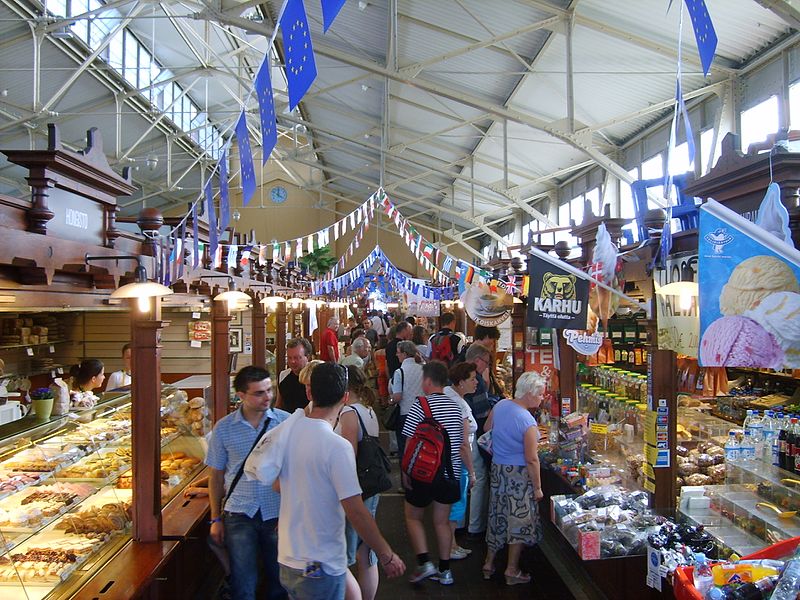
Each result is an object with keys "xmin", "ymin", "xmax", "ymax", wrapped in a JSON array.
[
  {"xmin": 55, "ymin": 501, "xmax": 132, "ymax": 536},
  {"xmin": 0, "ymin": 385, "xmax": 205, "ymax": 595}
]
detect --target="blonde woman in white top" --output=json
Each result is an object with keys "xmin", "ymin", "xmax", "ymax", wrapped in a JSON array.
[{"xmin": 337, "ymin": 365, "xmax": 382, "ymax": 600}]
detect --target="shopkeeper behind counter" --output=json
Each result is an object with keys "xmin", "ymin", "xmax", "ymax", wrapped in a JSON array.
[
  {"xmin": 71, "ymin": 360, "xmax": 105, "ymax": 393},
  {"xmin": 106, "ymin": 344, "xmax": 131, "ymax": 391}
]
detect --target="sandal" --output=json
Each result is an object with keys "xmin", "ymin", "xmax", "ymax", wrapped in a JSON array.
[
  {"xmin": 482, "ymin": 565, "xmax": 495, "ymax": 580},
  {"xmin": 504, "ymin": 571, "xmax": 531, "ymax": 586}
]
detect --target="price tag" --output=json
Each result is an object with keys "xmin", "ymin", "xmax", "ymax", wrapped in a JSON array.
[
  {"xmin": 49, "ymin": 345, "xmax": 55, "ymax": 353},
  {"xmin": 26, "ymin": 347, "xmax": 34, "ymax": 356},
  {"xmin": 589, "ymin": 422, "xmax": 609, "ymax": 434},
  {"xmin": 192, "ymin": 312, "xmax": 201, "ymax": 319},
  {"xmin": 57, "ymin": 367, "xmax": 63, "ymax": 375},
  {"xmin": 51, "ymin": 370, "xmax": 56, "ymax": 378},
  {"xmin": 190, "ymin": 340, "xmax": 202, "ymax": 348}
]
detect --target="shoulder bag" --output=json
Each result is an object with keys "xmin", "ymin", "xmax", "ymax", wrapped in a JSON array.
[
  {"xmin": 353, "ymin": 408, "xmax": 392, "ymax": 498},
  {"xmin": 382, "ymin": 368, "xmax": 403, "ymax": 431}
]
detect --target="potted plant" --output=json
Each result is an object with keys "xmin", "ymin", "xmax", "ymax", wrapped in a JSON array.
[
  {"xmin": 30, "ymin": 387, "xmax": 55, "ymax": 420},
  {"xmin": 299, "ymin": 246, "xmax": 338, "ymax": 279}
]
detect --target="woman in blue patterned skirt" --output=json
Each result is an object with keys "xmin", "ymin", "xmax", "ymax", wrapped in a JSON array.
[{"xmin": 481, "ymin": 371, "xmax": 545, "ymax": 586}]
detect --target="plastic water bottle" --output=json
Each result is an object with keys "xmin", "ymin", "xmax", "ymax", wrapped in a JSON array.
[
  {"xmin": 741, "ymin": 431, "xmax": 756, "ymax": 462},
  {"xmin": 762, "ymin": 411, "xmax": 776, "ymax": 464},
  {"xmin": 725, "ymin": 431, "xmax": 740, "ymax": 462},
  {"xmin": 770, "ymin": 547, "xmax": 800, "ymax": 600},
  {"xmin": 749, "ymin": 410, "xmax": 764, "ymax": 441},
  {"xmin": 743, "ymin": 409, "xmax": 754, "ymax": 435},
  {"xmin": 693, "ymin": 553, "xmax": 714, "ymax": 597}
]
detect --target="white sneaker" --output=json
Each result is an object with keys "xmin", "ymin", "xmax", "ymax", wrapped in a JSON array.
[
  {"xmin": 450, "ymin": 547, "xmax": 470, "ymax": 560},
  {"xmin": 409, "ymin": 561, "xmax": 437, "ymax": 583},
  {"xmin": 432, "ymin": 569, "xmax": 454, "ymax": 585}
]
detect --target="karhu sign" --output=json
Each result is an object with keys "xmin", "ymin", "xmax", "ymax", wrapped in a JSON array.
[{"xmin": 526, "ymin": 255, "xmax": 589, "ymax": 329}]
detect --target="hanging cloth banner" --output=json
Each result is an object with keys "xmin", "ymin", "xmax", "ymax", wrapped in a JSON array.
[
  {"xmin": 191, "ymin": 204, "xmax": 200, "ymax": 269},
  {"xmin": 205, "ymin": 180, "xmax": 218, "ymax": 262},
  {"xmin": 698, "ymin": 199, "xmax": 800, "ymax": 369},
  {"xmin": 526, "ymin": 253, "xmax": 590, "ymax": 329},
  {"xmin": 177, "ymin": 219, "xmax": 187, "ymax": 279}
]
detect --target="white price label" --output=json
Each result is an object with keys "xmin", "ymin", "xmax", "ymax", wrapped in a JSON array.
[
  {"xmin": 190, "ymin": 340, "xmax": 202, "ymax": 348},
  {"xmin": 192, "ymin": 312, "xmax": 201, "ymax": 319},
  {"xmin": 25, "ymin": 347, "xmax": 34, "ymax": 356},
  {"xmin": 51, "ymin": 370, "xmax": 56, "ymax": 378},
  {"xmin": 49, "ymin": 345, "xmax": 55, "ymax": 353},
  {"xmin": 57, "ymin": 367, "xmax": 63, "ymax": 375}
]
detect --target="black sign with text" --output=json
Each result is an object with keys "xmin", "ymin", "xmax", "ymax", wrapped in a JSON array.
[{"xmin": 526, "ymin": 255, "xmax": 589, "ymax": 329}]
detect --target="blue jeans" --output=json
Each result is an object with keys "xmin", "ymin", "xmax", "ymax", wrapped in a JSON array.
[
  {"xmin": 279, "ymin": 565, "xmax": 346, "ymax": 600},
  {"xmin": 224, "ymin": 512, "xmax": 286, "ymax": 600}
]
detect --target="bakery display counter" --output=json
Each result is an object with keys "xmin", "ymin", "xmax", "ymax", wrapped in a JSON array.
[{"xmin": 0, "ymin": 384, "xmax": 210, "ymax": 599}]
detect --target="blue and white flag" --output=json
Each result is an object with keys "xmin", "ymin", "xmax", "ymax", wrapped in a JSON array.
[
  {"xmin": 684, "ymin": 0, "xmax": 717, "ymax": 77},
  {"xmin": 219, "ymin": 150, "xmax": 230, "ymax": 233},
  {"xmin": 321, "ymin": 0, "xmax": 346, "ymax": 32},
  {"xmin": 235, "ymin": 113, "xmax": 257, "ymax": 206},
  {"xmin": 281, "ymin": 0, "xmax": 318, "ymax": 110},
  {"xmin": 205, "ymin": 179, "xmax": 218, "ymax": 261},
  {"xmin": 177, "ymin": 219, "xmax": 186, "ymax": 279},
  {"xmin": 191, "ymin": 204, "xmax": 199, "ymax": 269},
  {"xmin": 255, "ymin": 58, "xmax": 278, "ymax": 163}
]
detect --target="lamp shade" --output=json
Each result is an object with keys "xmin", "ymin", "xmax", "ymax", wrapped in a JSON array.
[
  {"xmin": 111, "ymin": 281, "xmax": 174, "ymax": 299},
  {"xmin": 260, "ymin": 295, "xmax": 286, "ymax": 305},
  {"xmin": 214, "ymin": 290, "xmax": 250, "ymax": 303}
]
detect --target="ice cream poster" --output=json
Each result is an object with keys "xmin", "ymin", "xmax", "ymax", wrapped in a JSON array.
[
  {"xmin": 526, "ymin": 254, "xmax": 590, "ymax": 329},
  {"xmin": 698, "ymin": 200, "xmax": 800, "ymax": 369}
]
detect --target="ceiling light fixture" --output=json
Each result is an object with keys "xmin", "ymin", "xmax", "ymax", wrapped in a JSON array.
[
  {"xmin": 85, "ymin": 254, "xmax": 173, "ymax": 313},
  {"xmin": 200, "ymin": 275, "xmax": 251, "ymax": 312}
]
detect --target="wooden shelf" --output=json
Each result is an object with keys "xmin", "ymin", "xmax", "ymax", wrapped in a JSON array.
[{"xmin": 0, "ymin": 339, "xmax": 69, "ymax": 350}]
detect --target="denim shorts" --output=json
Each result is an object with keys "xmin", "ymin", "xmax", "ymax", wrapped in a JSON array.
[{"xmin": 345, "ymin": 494, "xmax": 379, "ymax": 567}]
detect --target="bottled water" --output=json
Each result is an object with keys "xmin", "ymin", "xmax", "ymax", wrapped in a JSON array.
[
  {"xmin": 770, "ymin": 547, "xmax": 800, "ymax": 600},
  {"xmin": 740, "ymin": 431, "xmax": 756, "ymax": 462},
  {"xmin": 693, "ymin": 553, "xmax": 713, "ymax": 597},
  {"xmin": 762, "ymin": 411, "xmax": 777, "ymax": 464},
  {"xmin": 725, "ymin": 431, "xmax": 740, "ymax": 462},
  {"xmin": 743, "ymin": 409, "xmax": 754, "ymax": 435}
]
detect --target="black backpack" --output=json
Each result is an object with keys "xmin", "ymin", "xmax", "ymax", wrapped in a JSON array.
[{"xmin": 353, "ymin": 408, "xmax": 392, "ymax": 499}]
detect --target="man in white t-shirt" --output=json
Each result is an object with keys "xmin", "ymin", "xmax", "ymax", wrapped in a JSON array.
[{"xmin": 277, "ymin": 362, "xmax": 405, "ymax": 599}]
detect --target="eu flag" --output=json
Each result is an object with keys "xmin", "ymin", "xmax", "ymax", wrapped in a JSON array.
[
  {"xmin": 205, "ymin": 179, "xmax": 218, "ymax": 261},
  {"xmin": 321, "ymin": 0, "xmax": 346, "ymax": 32},
  {"xmin": 684, "ymin": 0, "xmax": 717, "ymax": 77},
  {"xmin": 235, "ymin": 113, "xmax": 257, "ymax": 206},
  {"xmin": 255, "ymin": 58, "xmax": 278, "ymax": 163},
  {"xmin": 280, "ymin": 0, "xmax": 317, "ymax": 110},
  {"xmin": 218, "ymin": 150, "xmax": 230, "ymax": 233}
]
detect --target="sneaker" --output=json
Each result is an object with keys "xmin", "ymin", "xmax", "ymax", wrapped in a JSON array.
[
  {"xmin": 432, "ymin": 569, "xmax": 454, "ymax": 585},
  {"xmin": 450, "ymin": 547, "xmax": 470, "ymax": 560},
  {"xmin": 409, "ymin": 561, "xmax": 437, "ymax": 583}
]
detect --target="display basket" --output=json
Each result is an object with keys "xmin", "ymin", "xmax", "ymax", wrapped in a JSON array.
[{"xmin": 672, "ymin": 536, "xmax": 800, "ymax": 600}]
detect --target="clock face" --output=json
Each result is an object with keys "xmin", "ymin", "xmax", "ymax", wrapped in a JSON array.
[{"xmin": 270, "ymin": 186, "xmax": 288, "ymax": 204}]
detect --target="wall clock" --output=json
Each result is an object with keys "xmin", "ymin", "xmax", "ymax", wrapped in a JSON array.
[{"xmin": 270, "ymin": 185, "xmax": 288, "ymax": 204}]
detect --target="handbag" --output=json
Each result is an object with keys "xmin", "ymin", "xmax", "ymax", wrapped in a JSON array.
[
  {"xmin": 476, "ymin": 430, "xmax": 493, "ymax": 456},
  {"xmin": 353, "ymin": 408, "xmax": 392, "ymax": 499},
  {"xmin": 244, "ymin": 409, "xmax": 304, "ymax": 485},
  {"xmin": 383, "ymin": 368, "xmax": 403, "ymax": 431},
  {"xmin": 208, "ymin": 413, "xmax": 271, "ymax": 576}
]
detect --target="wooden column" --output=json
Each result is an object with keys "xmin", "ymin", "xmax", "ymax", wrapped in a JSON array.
[
  {"xmin": 646, "ymin": 317, "xmax": 678, "ymax": 512},
  {"xmin": 211, "ymin": 298, "xmax": 231, "ymax": 423},
  {"xmin": 251, "ymin": 299, "xmax": 266, "ymax": 368},
  {"xmin": 275, "ymin": 303, "xmax": 288, "ymax": 375},
  {"xmin": 510, "ymin": 301, "xmax": 526, "ymax": 396},
  {"xmin": 557, "ymin": 332, "xmax": 577, "ymax": 413},
  {"xmin": 130, "ymin": 300, "xmax": 168, "ymax": 543}
]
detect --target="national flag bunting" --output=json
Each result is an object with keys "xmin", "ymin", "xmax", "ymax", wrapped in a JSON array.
[
  {"xmin": 684, "ymin": 0, "xmax": 717, "ymax": 77},
  {"xmin": 255, "ymin": 58, "xmax": 278, "ymax": 163},
  {"xmin": 321, "ymin": 0, "xmax": 346, "ymax": 32},
  {"xmin": 281, "ymin": 0, "xmax": 318, "ymax": 111},
  {"xmin": 235, "ymin": 113, "xmax": 257, "ymax": 206}
]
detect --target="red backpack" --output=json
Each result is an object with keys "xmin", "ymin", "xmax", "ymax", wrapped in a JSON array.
[
  {"xmin": 402, "ymin": 397, "xmax": 453, "ymax": 484},
  {"xmin": 430, "ymin": 332, "xmax": 456, "ymax": 365}
]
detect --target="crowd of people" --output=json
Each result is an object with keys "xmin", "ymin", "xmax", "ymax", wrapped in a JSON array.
[{"xmin": 203, "ymin": 309, "xmax": 546, "ymax": 600}]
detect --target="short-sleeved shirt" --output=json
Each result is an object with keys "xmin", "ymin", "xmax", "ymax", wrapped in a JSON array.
[
  {"xmin": 278, "ymin": 416, "xmax": 362, "ymax": 576},
  {"xmin": 385, "ymin": 338, "xmax": 401, "ymax": 379},
  {"xmin": 205, "ymin": 406, "xmax": 291, "ymax": 519},
  {"xmin": 320, "ymin": 327, "xmax": 340, "ymax": 362},
  {"xmin": 491, "ymin": 399, "xmax": 537, "ymax": 467},
  {"xmin": 391, "ymin": 358, "xmax": 424, "ymax": 415},
  {"xmin": 443, "ymin": 386, "xmax": 478, "ymax": 444},
  {"xmin": 401, "ymin": 393, "xmax": 464, "ymax": 478},
  {"xmin": 278, "ymin": 369, "xmax": 308, "ymax": 413},
  {"xmin": 339, "ymin": 353, "xmax": 364, "ymax": 368}
]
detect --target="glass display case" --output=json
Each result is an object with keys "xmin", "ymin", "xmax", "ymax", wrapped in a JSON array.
[
  {"xmin": 0, "ymin": 385, "xmax": 207, "ymax": 600},
  {"xmin": 677, "ymin": 459, "xmax": 800, "ymax": 559}
]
